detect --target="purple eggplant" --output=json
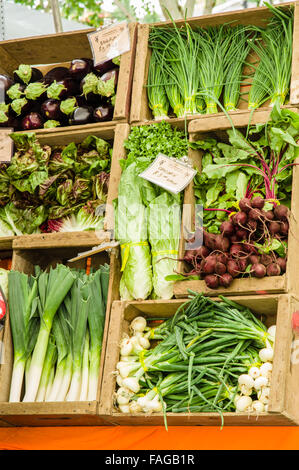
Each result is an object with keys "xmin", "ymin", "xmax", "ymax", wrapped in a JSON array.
[
  {"xmin": 69, "ymin": 106, "xmax": 93, "ymax": 126},
  {"xmin": 0, "ymin": 74, "xmax": 14, "ymax": 103},
  {"xmin": 100, "ymin": 68, "xmax": 119, "ymax": 87},
  {"xmin": 47, "ymin": 78, "xmax": 79, "ymax": 100},
  {"xmin": 44, "ymin": 66, "xmax": 71, "ymax": 85},
  {"xmin": 93, "ymin": 105, "xmax": 114, "ymax": 122},
  {"xmin": 21, "ymin": 112, "xmax": 44, "ymax": 130},
  {"xmin": 41, "ymin": 98, "xmax": 63, "ymax": 121},
  {"xmin": 13, "ymin": 65, "xmax": 43, "ymax": 85},
  {"xmin": 10, "ymin": 97, "xmax": 33, "ymax": 117},
  {"xmin": 93, "ymin": 59, "xmax": 116, "ymax": 76},
  {"xmin": 69, "ymin": 58, "xmax": 92, "ymax": 81}
]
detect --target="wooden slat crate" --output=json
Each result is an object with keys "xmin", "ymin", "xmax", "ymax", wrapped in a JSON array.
[
  {"xmin": 173, "ymin": 109, "xmax": 299, "ymax": 298},
  {"xmin": 130, "ymin": 1, "xmax": 299, "ymax": 125},
  {"xmin": 0, "ymin": 237, "xmax": 119, "ymax": 426},
  {"xmin": 0, "ymin": 122, "xmax": 130, "ymax": 251},
  {"xmin": 0, "ymin": 23, "xmax": 137, "ymax": 134},
  {"xmin": 100, "ymin": 294, "xmax": 299, "ymax": 426}
]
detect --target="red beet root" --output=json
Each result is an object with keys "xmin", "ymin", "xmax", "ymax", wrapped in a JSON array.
[
  {"xmin": 220, "ymin": 220, "xmax": 235, "ymax": 236},
  {"xmin": 251, "ymin": 263, "xmax": 266, "ymax": 278},
  {"xmin": 276, "ymin": 257, "xmax": 287, "ymax": 272},
  {"xmin": 266, "ymin": 263, "xmax": 281, "ymax": 276},
  {"xmin": 204, "ymin": 274, "xmax": 219, "ymax": 289},
  {"xmin": 251, "ymin": 196, "xmax": 265, "ymax": 210},
  {"xmin": 239, "ymin": 198, "xmax": 252, "ymax": 213},
  {"xmin": 219, "ymin": 273, "xmax": 233, "ymax": 287}
]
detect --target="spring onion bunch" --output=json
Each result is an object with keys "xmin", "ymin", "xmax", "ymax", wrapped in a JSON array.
[
  {"xmin": 147, "ymin": 50, "xmax": 169, "ymax": 120},
  {"xmin": 8, "ymin": 264, "xmax": 109, "ymax": 402},
  {"xmin": 115, "ymin": 292, "xmax": 275, "ymax": 426},
  {"xmin": 149, "ymin": 23, "xmax": 201, "ymax": 116},
  {"xmin": 248, "ymin": 3, "xmax": 294, "ymax": 110}
]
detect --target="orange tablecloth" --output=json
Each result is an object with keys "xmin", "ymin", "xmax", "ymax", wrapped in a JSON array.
[{"xmin": 1, "ymin": 426, "xmax": 299, "ymax": 450}]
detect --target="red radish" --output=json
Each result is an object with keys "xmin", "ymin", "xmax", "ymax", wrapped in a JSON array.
[
  {"xmin": 216, "ymin": 253, "xmax": 228, "ymax": 264},
  {"xmin": 247, "ymin": 219, "xmax": 257, "ymax": 231},
  {"xmin": 260, "ymin": 254, "xmax": 273, "ymax": 266},
  {"xmin": 219, "ymin": 273, "xmax": 233, "ymax": 287},
  {"xmin": 220, "ymin": 220, "xmax": 235, "ymax": 236},
  {"xmin": 243, "ymin": 243, "xmax": 258, "ymax": 255},
  {"xmin": 262, "ymin": 210, "xmax": 274, "ymax": 221},
  {"xmin": 251, "ymin": 196, "xmax": 265, "ymax": 209},
  {"xmin": 239, "ymin": 198, "xmax": 252, "ymax": 213},
  {"xmin": 249, "ymin": 208, "xmax": 262, "ymax": 221},
  {"xmin": 266, "ymin": 263, "xmax": 281, "ymax": 276},
  {"xmin": 203, "ymin": 231, "xmax": 216, "ymax": 250},
  {"xmin": 214, "ymin": 234, "xmax": 230, "ymax": 252},
  {"xmin": 230, "ymin": 235, "xmax": 239, "ymax": 243},
  {"xmin": 202, "ymin": 256, "xmax": 217, "ymax": 274},
  {"xmin": 236, "ymin": 228, "xmax": 248, "ymax": 240},
  {"xmin": 215, "ymin": 262, "xmax": 226, "ymax": 275},
  {"xmin": 280, "ymin": 221, "xmax": 289, "ymax": 236},
  {"xmin": 229, "ymin": 244, "xmax": 243, "ymax": 258},
  {"xmin": 251, "ymin": 263, "xmax": 266, "ymax": 278},
  {"xmin": 276, "ymin": 257, "xmax": 287, "ymax": 272},
  {"xmin": 269, "ymin": 221, "xmax": 281, "ymax": 235},
  {"xmin": 238, "ymin": 257, "xmax": 248, "ymax": 272},
  {"xmin": 232, "ymin": 211, "xmax": 247, "ymax": 226},
  {"xmin": 227, "ymin": 259, "xmax": 239, "ymax": 278},
  {"xmin": 184, "ymin": 250, "xmax": 195, "ymax": 264},
  {"xmin": 204, "ymin": 274, "xmax": 219, "ymax": 289},
  {"xmin": 249, "ymin": 254, "xmax": 260, "ymax": 265},
  {"xmin": 274, "ymin": 204, "xmax": 289, "ymax": 221}
]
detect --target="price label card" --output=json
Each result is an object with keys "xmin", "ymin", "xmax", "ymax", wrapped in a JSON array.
[
  {"xmin": 0, "ymin": 128, "xmax": 13, "ymax": 163},
  {"xmin": 139, "ymin": 153, "xmax": 197, "ymax": 194},
  {"xmin": 87, "ymin": 22, "xmax": 130, "ymax": 66}
]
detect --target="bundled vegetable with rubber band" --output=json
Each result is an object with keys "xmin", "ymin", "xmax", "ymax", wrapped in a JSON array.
[{"xmin": 114, "ymin": 292, "xmax": 276, "ymax": 427}]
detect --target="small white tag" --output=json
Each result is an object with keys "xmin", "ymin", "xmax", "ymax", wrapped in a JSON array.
[
  {"xmin": 87, "ymin": 22, "xmax": 130, "ymax": 66},
  {"xmin": 139, "ymin": 153, "xmax": 196, "ymax": 194}
]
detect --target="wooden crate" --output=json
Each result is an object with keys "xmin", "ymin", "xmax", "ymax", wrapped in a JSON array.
[
  {"xmin": 0, "ymin": 23, "xmax": 137, "ymax": 133},
  {"xmin": 0, "ymin": 236, "xmax": 120, "ymax": 426},
  {"xmin": 173, "ymin": 109, "xmax": 299, "ymax": 298},
  {"xmin": 130, "ymin": 1, "xmax": 299, "ymax": 125},
  {"xmin": 100, "ymin": 294, "xmax": 299, "ymax": 426},
  {"xmin": 0, "ymin": 122, "xmax": 130, "ymax": 251}
]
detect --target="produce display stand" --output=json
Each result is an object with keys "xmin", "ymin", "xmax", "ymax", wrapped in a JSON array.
[
  {"xmin": 1, "ymin": 2, "xmax": 299, "ymax": 440},
  {"xmin": 173, "ymin": 108, "xmax": 299, "ymax": 298},
  {"xmin": 0, "ymin": 234, "xmax": 119, "ymax": 427},
  {"xmin": 100, "ymin": 294, "xmax": 299, "ymax": 426},
  {"xmin": 0, "ymin": 23, "xmax": 137, "ymax": 133},
  {"xmin": 130, "ymin": 1, "xmax": 299, "ymax": 125}
]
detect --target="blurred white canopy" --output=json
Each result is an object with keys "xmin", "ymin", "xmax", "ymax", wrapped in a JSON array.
[{"xmin": 2, "ymin": 0, "xmax": 88, "ymax": 40}]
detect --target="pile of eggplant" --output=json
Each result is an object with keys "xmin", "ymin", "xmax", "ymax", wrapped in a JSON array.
[{"xmin": 0, "ymin": 57, "xmax": 119, "ymax": 131}]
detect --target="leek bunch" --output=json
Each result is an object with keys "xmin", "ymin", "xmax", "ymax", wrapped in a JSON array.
[{"xmin": 8, "ymin": 264, "xmax": 108, "ymax": 402}]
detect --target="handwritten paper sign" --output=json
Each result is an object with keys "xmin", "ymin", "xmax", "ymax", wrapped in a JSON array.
[
  {"xmin": 87, "ymin": 22, "xmax": 130, "ymax": 66},
  {"xmin": 139, "ymin": 153, "xmax": 197, "ymax": 194},
  {"xmin": 0, "ymin": 128, "xmax": 13, "ymax": 162}
]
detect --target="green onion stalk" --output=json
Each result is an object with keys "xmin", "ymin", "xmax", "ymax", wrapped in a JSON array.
[
  {"xmin": 147, "ymin": 50, "xmax": 170, "ymax": 120},
  {"xmin": 223, "ymin": 26, "xmax": 252, "ymax": 112},
  {"xmin": 149, "ymin": 23, "xmax": 201, "ymax": 116},
  {"xmin": 247, "ymin": 3, "xmax": 294, "ymax": 110}
]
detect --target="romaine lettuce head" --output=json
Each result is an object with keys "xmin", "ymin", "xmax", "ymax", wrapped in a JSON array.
[
  {"xmin": 115, "ymin": 162, "xmax": 152, "ymax": 300},
  {"xmin": 148, "ymin": 192, "xmax": 181, "ymax": 299}
]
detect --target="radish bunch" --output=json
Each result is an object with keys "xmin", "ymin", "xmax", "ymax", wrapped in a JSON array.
[{"xmin": 183, "ymin": 197, "xmax": 289, "ymax": 289}]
